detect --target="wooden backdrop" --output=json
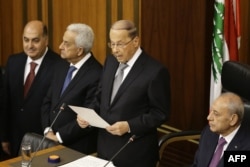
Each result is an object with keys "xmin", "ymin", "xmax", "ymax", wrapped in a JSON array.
[
  {"xmin": 0, "ymin": 0, "xmax": 140, "ymax": 65},
  {"xmin": 0, "ymin": 0, "xmax": 249, "ymax": 133},
  {"xmin": 141, "ymin": 1, "xmax": 214, "ymax": 131},
  {"xmin": 141, "ymin": 0, "xmax": 250, "ymax": 132}
]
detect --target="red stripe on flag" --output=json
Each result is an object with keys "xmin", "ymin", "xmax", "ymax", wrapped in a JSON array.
[
  {"xmin": 236, "ymin": 0, "xmax": 241, "ymax": 37},
  {"xmin": 224, "ymin": 0, "xmax": 240, "ymax": 61}
]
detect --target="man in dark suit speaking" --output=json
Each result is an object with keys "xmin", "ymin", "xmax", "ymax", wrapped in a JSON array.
[
  {"xmin": 77, "ymin": 20, "xmax": 171, "ymax": 167},
  {"xmin": 41, "ymin": 23, "xmax": 102, "ymax": 154},
  {"xmin": 0, "ymin": 20, "xmax": 60, "ymax": 157}
]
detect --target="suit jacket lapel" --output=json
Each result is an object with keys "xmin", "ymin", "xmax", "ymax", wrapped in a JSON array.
[
  {"xmin": 17, "ymin": 55, "xmax": 27, "ymax": 101},
  {"xmin": 25, "ymin": 50, "xmax": 54, "ymax": 99},
  {"xmin": 218, "ymin": 126, "xmax": 246, "ymax": 167},
  {"xmin": 55, "ymin": 63, "xmax": 69, "ymax": 99},
  {"xmin": 59, "ymin": 56, "xmax": 94, "ymax": 98},
  {"xmin": 106, "ymin": 60, "xmax": 119, "ymax": 104},
  {"xmin": 226, "ymin": 125, "xmax": 245, "ymax": 151},
  {"xmin": 111, "ymin": 53, "xmax": 145, "ymax": 105},
  {"xmin": 204, "ymin": 133, "xmax": 220, "ymax": 166}
]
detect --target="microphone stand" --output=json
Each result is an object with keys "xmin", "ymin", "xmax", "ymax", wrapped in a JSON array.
[
  {"xmin": 103, "ymin": 135, "xmax": 136, "ymax": 167},
  {"xmin": 26, "ymin": 103, "xmax": 66, "ymax": 167}
]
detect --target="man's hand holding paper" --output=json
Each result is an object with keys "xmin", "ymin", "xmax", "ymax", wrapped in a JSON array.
[
  {"xmin": 69, "ymin": 105, "xmax": 110, "ymax": 129},
  {"xmin": 77, "ymin": 115, "xmax": 90, "ymax": 128}
]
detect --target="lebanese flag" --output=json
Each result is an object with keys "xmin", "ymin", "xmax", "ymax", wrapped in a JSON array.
[{"xmin": 209, "ymin": 0, "xmax": 241, "ymax": 106}]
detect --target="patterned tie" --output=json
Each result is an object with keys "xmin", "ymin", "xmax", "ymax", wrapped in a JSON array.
[
  {"xmin": 61, "ymin": 66, "xmax": 77, "ymax": 95},
  {"xmin": 209, "ymin": 137, "xmax": 227, "ymax": 167},
  {"xmin": 24, "ymin": 62, "xmax": 37, "ymax": 97},
  {"xmin": 111, "ymin": 63, "xmax": 128, "ymax": 103}
]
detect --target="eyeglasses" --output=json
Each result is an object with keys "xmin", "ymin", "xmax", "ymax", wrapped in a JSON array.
[{"xmin": 107, "ymin": 38, "xmax": 134, "ymax": 49}]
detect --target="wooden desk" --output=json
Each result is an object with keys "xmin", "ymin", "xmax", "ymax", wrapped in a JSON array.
[{"xmin": 0, "ymin": 145, "xmax": 85, "ymax": 167}]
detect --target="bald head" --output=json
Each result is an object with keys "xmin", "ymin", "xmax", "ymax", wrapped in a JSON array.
[
  {"xmin": 23, "ymin": 20, "xmax": 49, "ymax": 60},
  {"xmin": 24, "ymin": 20, "xmax": 48, "ymax": 37},
  {"xmin": 215, "ymin": 92, "xmax": 244, "ymax": 121}
]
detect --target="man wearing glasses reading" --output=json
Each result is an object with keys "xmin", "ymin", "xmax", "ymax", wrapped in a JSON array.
[{"xmin": 77, "ymin": 20, "xmax": 171, "ymax": 167}]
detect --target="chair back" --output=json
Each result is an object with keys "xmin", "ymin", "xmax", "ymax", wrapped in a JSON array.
[
  {"xmin": 222, "ymin": 60, "xmax": 250, "ymax": 125},
  {"xmin": 18, "ymin": 132, "xmax": 59, "ymax": 155},
  {"xmin": 222, "ymin": 60, "xmax": 250, "ymax": 101}
]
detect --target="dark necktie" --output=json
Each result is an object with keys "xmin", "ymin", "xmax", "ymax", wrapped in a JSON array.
[
  {"xmin": 209, "ymin": 137, "xmax": 227, "ymax": 167},
  {"xmin": 24, "ymin": 62, "xmax": 37, "ymax": 97},
  {"xmin": 111, "ymin": 63, "xmax": 128, "ymax": 102},
  {"xmin": 61, "ymin": 66, "xmax": 77, "ymax": 95}
]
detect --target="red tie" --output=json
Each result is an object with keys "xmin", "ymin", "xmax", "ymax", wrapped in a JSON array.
[{"xmin": 24, "ymin": 62, "xmax": 37, "ymax": 97}]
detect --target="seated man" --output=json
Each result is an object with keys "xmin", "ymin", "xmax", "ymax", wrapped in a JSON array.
[{"xmin": 192, "ymin": 92, "xmax": 250, "ymax": 167}]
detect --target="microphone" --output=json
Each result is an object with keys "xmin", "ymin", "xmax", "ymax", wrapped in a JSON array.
[
  {"xmin": 26, "ymin": 103, "xmax": 66, "ymax": 166},
  {"xmin": 103, "ymin": 135, "xmax": 136, "ymax": 167}
]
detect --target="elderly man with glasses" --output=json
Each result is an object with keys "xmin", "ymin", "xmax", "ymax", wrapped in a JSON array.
[{"xmin": 77, "ymin": 19, "xmax": 171, "ymax": 167}]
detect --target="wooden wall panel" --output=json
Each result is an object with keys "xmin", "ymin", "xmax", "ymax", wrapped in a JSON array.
[
  {"xmin": 0, "ymin": 1, "xmax": 14, "ymax": 65},
  {"xmin": 239, "ymin": 0, "xmax": 250, "ymax": 63},
  {"xmin": 26, "ymin": 0, "xmax": 38, "ymax": 20},
  {"xmin": 0, "ymin": 0, "xmax": 140, "ymax": 65},
  {"xmin": 141, "ymin": 0, "xmax": 250, "ymax": 131},
  {"xmin": 141, "ymin": 1, "xmax": 249, "ymax": 164},
  {"xmin": 41, "ymin": 0, "xmax": 49, "ymax": 25},
  {"xmin": 122, "ymin": 0, "xmax": 135, "ymax": 20},
  {"xmin": 110, "ymin": 0, "xmax": 118, "ymax": 23},
  {"xmin": 12, "ymin": 0, "xmax": 24, "ymax": 54},
  {"xmin": 141, "ymin": 0, "xmax": 216, "ymax": 130}
]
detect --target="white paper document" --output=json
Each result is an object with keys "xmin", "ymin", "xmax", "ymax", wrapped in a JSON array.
[
  {"xmin": 69, "ymin": 105, "xmax": 110, "ymax": 129},
  {"xmin": 57, "ymin": 155, "xmax": 115, "ymax": 167}
]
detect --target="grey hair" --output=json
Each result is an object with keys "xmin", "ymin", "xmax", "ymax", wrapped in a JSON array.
[
  {"xmin": 67, "ymin": 23, "xmax": 94, "ymax": 54},
  {"xmin": 111, "ymin": 20, "xmax": 138, "ymax": 38},
  {"xmin": 220, "ymin": 92, "xmax": 244, "ymax": 122}
]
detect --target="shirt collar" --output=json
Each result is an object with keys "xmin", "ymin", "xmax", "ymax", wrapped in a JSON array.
[
  {"xmin": 26, "ymin": 47, "xmax": 48, "ymax": 65},
  {"xmin": 70, "ymin": 52, "xmax": 91, "ymax": 69},
  {"xmin": 220, "ymin": 125, "xmax": 241, "ymax": 144},
  {"xmin": 126, "ymin": 47, "xmax": 142, "ymax": 67}
]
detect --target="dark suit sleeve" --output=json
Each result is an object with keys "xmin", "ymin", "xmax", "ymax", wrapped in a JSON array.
[
  {"xmin": 192, "ymin": 129, "xmax": 204, "ymax": 167},
  {"xmin": 57, "ymin": 119, "xmax": 94, "ymax": 143},
  {"xmin": 87, "ymin": 58, "xmax": 106, "ymax": 114},
  {"xmin": 191, "ymin": 125, "xmax": 215, "ymax": 167},
  {"xmin": 0, "ymin": 68, "xmax": 3, "ymax": 111},
  {"xmin": 41, "ymin": 84, "xmax": 53, "ymax": 130},
  {"xmin": 128, "ymin": 67, "xmax": 171, "ymax": 135},
  {"xmin": 87, "ymin": 81, "xmax": 102, "ymax": 113},
  {"xmin": 0, "ymin": 68, "xmax": 4, "ymax": 140},
  {"xmin": 0, "ymin": 58, "xmax": 12, "ymax": 141},
  {"xmin": 56, "ymin": 80, "xmax": 100, "ymax": 143}
]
